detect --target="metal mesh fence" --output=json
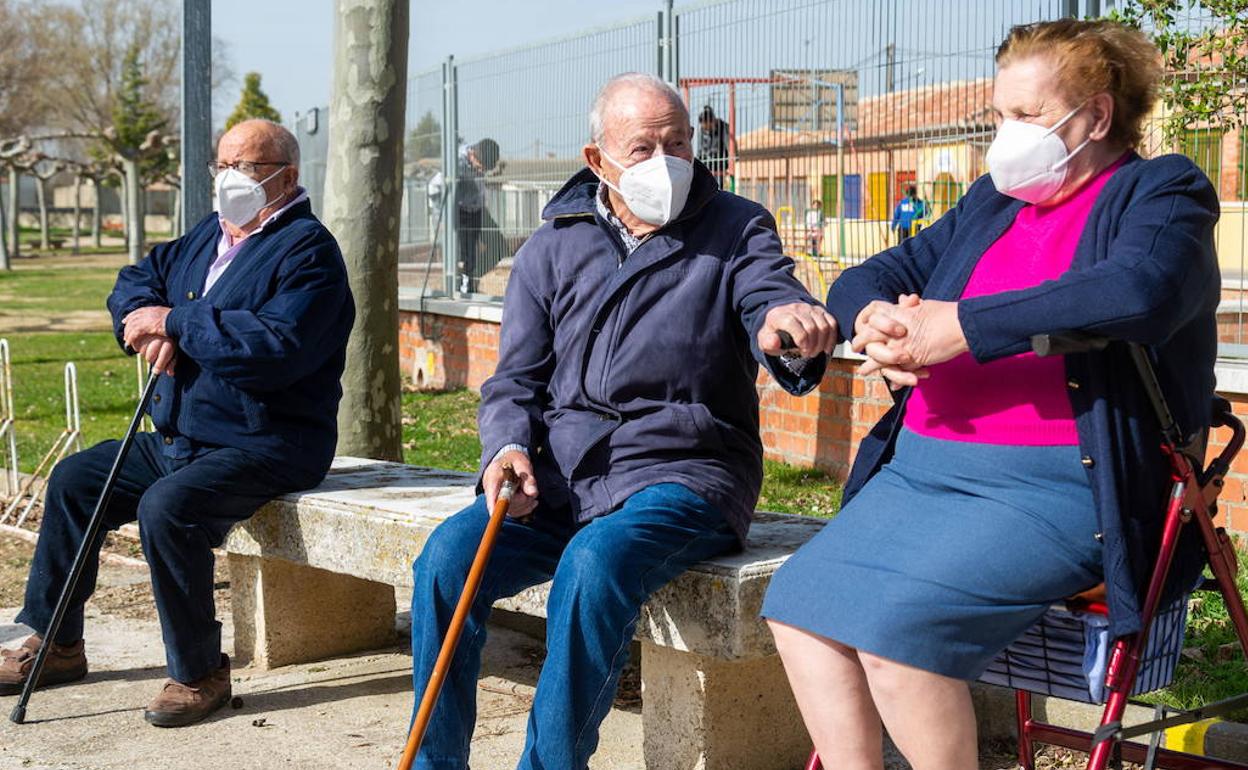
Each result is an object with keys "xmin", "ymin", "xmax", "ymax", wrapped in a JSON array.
[
  {"xmin": 445, "ymin": 17, "xmax": 659, "ymax": 296},
  {"xmin": 400, "ymin": 67, "xmax": 446, "ymax": 293},
  {"xmin": 364, "ymin": 0, "xmax": 1247, "ymax": 354}
]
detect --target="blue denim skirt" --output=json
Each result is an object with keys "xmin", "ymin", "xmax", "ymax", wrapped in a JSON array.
[{"xmin": 761, "ymin": 428, "xmax": 1104, "ymax": 679}]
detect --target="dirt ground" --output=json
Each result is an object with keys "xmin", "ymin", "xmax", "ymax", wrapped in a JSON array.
[{"xmin": 0, "ymin": 534, "xmax": 1111, "ymax": 770}]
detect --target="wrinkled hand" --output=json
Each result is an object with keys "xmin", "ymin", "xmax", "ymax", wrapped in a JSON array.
[
  {"xmin": 854, "ymin": 297, "xmax": 968, "ymax": 389},
  {"xmin": 758, "ymin": 302, "xmax": 838, "ymax": 359},
  {"xmin": 483, "ymin": 450, "xmax": 539, "ymax": 518},
  {"xmin": 122, "ymin": 306, "xmax": 172, "ymax": 350},
  {"xmin": 134, "ymin": 334, "xmax": 177, "ymax": 376},
  {"xmin": 850, "ymin": 294, "xmax": 923, "ymax": 389}
]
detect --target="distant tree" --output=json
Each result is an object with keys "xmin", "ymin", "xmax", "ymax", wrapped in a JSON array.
[
  {"xmin": 1110, "ymin": 0, "xmax": 1247, "ymax": 141},
  {"xmin": 225, "ymin": 72, "xmax": 283, "ymax": 130},
  {"xmin": 407, "ymin": 110, "xmax": 441, "ymax": 160},
  {"xmin": 107, "ymin": 43, "xmax": 176, "ymax": 263}
]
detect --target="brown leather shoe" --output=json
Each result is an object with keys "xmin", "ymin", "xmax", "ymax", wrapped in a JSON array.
[
  {"xmin": 0, "ymin": 635, "xmax": 88, "ymax": 696},
  {"xmin": 143, "ymin": 654, "xmax": 232, "ymax": 728}
]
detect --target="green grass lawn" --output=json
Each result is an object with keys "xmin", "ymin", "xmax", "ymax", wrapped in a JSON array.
[
  {"xmin": 5, "ymin": 331, "xmax": 139, "ymax": 473},
  {"xmin": 1144, "ymin": 544, "xmax": 1248, "ymax": 720},
  {"xmin": 0, "ymin": 264, "xmax": 126, "ymax": 316},
  {"xmin": 399, "ymin": 387, "xmax": 845, "ymax": 518}
]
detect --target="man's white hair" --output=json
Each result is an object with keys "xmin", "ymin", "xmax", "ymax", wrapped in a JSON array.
[{"xmin": 589, "ymin": 73, "xmax": 689, "ymax": 145}]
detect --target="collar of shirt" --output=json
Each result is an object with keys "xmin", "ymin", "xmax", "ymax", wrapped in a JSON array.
[
  {"xmin": 595, "ymin": 182, "xmax": 642, "ymax": 258},
  {"xmin": 217, "ymin": 186, "xmax": 309, "ymax": 256}
]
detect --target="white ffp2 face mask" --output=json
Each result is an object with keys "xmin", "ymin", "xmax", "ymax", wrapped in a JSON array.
[
  {"xmin": 596, "ymin": 148, "xmax": 694, "ymax": 227},
  {"xmin": 986, "ymin": 104, "xmax": 1091, "ymax": 204},
  {"xmin": 215, "ymin": 166, "xmax": 285, "ymax": 227}
]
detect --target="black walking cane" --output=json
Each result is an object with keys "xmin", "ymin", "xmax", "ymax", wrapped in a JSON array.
[{"xmin": 10, "ymin": 367, "xmax": 160, "ymax": 724}]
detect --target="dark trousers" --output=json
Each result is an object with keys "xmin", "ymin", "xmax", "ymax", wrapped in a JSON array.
[
  {"xmin": 457, "ymin": 207, "xmax": 483, "ymax": 289},
  {"xmin": 17, "ymin": 433, "xmax": 319, "ymax": 682}
]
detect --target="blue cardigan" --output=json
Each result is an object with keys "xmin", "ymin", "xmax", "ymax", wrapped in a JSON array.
[
  {"xmin": 825, "ymin": 153, "xmax": 1220, "ymax": 638},
  {"xmin": 477, "ymin": 162, "xmax": 826, "ymax": 541},
  {"xmin": 107, "ymin": 201, "xmax": 355, "ymax": 478}
]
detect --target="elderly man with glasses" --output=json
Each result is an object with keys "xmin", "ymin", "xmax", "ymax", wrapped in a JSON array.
[{"xmin": 0, "ymin": 119, "xmax": 354, "ymax": 727}]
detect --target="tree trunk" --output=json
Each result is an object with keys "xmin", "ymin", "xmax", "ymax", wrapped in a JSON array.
[
  {"xmin": 6, "ymin": 167, "xmax": 18, "ymax": 260},
  {"xmin": 323, "ymin": 0, "xmax": 409, "ymax": 461},
  {"xmin": 123, "ymin": 158, "xmax": 144, "ymax": 264},
  {"xmin": 34, "ymin": 176, "xmax": 48, "ymax": 251},
  {"xmin": 73, "ymin": 175, "xmax": 82, "ymax": 254},
  {"xmin": 91, "ymin": 178, "xmax": 101, "ymax": 248},
  {"xmin": 118, "ymin": 174, "xmax": 129, "ymax": 250}
]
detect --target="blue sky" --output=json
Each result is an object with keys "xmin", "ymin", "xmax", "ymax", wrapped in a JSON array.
[{"xmin": 211, "ymin": 0, "xmax": 662, "ymax": 124}]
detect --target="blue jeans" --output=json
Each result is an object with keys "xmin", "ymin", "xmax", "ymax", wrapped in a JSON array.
[
  {"xmin": 17, "ymin": 434, "xmax": 320, "ymax": 682},
  {"xmin": 410, "ymin": 483, "xmax": 737, "ymax": 770}
]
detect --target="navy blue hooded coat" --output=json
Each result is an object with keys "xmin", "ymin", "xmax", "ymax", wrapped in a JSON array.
[
  {"xmin": 476, "ymin": 162, "xmax": 827, "ymax": 541},
  {"xmin": 107, "ymin": 201, "xmax": 355, "ymax": 478},
  {"xmin": 825, "ymin": 153, "xmax": 1220, "ymax": 639}
]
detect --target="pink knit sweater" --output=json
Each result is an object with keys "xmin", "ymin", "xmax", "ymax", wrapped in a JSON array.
[{"xmin": 903, "ymin": 156, "xmax": 1126, "ymax": 445}]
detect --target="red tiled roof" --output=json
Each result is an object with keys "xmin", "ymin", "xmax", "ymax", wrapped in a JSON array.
[{"xmin": 737, "ymin": 77, "xmax": 995, "ymax": 150}]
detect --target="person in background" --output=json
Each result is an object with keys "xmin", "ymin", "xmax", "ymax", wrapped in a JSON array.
[
  {"xmin": 890, "ymin": 184, "xmax": 927, "ymax": 244},
  {"xmin": 697, "ymin": 104, "xmax": 731, "ymax": 189},
  {"xmin": 805, "ymin": 198, "xmax": 824, "ymax": 255},
  {"xmin": 427, "ymin": 137, "xmax": 500, "ymax": 294}
]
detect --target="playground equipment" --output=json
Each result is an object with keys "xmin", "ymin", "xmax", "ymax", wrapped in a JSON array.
[
  {"xmin": 1, "ymin": 362, "xmax": 81, "ymax": 528},
  {"xmin": 0, "ymin": 339, "xmax": 17, "ymax": 499}
]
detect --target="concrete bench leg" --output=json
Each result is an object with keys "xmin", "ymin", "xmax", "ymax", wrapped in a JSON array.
[
  {"xmin": 640, "ymin": 641, "xmax": 810, "ymax": 770},
  {"xmin": 228, "ymin": 553, "xmax": 397, "ymax": 669}
]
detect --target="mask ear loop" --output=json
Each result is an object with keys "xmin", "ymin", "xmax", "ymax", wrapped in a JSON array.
[
  {"xmin": 256, "ymin": 165, "xmax": 293, "ymax": 209},
  {"xmin": 593, "ymin": 146, "xmax": 629, "ymax": 198}
]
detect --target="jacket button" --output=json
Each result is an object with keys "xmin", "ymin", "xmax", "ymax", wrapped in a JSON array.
[
  {"xmin": 1081, "ymin": 455, "xmax": 1095, "ymax": 468},
  {"xmin": 1094, "ymin": 532, "xmax": 1104, "ymax": 542},
  {"xmin": 186, "ymin": 290, "xmax": 196, "ymax": 300},
  {"xmin": 153, "ymin": 393, "xmax": 161, "ymax": 403},
  {"xmin": 1066, "ymin": 378, "xmax": 1081, "ymax": 390},
  {"xmin": 163, "ymin": 435, "xmax": 173, "ymax": 445}
]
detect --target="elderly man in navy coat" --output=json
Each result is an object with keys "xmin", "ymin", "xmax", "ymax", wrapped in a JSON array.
[
  {"xmin": 0, "ymin": 119, "xmax": 354, "ymax": 727},
  {"xmin": 408, "ymin": 73, "xmax": 837, "ymax": 770}
]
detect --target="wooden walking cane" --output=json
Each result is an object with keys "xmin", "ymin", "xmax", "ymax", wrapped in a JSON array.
[{"xmin": 397, "ymin": 463, "xmax": 521, "ymax": 770}]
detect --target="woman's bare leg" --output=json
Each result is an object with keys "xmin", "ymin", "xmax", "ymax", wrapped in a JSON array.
[
  {"xmin": 859, "ymin": 651, "xmax": 978, "ymax": 770},
  {"xmin": 768, "ymin": 619, "xmax": 885, "ymax": 770}
]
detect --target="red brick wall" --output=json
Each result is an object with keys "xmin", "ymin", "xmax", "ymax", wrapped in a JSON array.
[
  {"xmin": 399, "ymin": 307, "xmax": 1248, "ymax": 536},
  {"xmin": 399, "ymin": 312, "xmax": 500, "ymax": 391}
]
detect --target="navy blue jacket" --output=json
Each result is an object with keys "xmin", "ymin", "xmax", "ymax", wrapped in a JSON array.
[
  {"xmin": 107, "ymin": 201, "xmax": 355, "ymax": 478},
  {"xmin": 478, "ymin": 162, "xmax": 827, "ymax": 541},
  {"xmin": 826, "ymin": 153, "xmax": 1220, "ymax": 638}
]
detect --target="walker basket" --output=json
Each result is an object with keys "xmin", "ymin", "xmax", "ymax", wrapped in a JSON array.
[{"xmin": 979, "ymin": 595, "xmax": 1188, "ymax": 704}]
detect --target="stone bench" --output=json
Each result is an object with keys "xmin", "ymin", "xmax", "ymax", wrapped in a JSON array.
[{"xmin": 223, "ymin": 457, "xmax": 825, "ymax": 770}]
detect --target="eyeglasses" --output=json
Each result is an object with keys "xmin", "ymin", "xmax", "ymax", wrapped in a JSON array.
[{"xmin": 207, "ymin": 160, "xmax": 288, "ymax": 179}]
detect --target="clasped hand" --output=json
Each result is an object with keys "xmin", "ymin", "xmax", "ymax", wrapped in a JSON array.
[
  {"xmin": 122, "ymin": 306, "xmax": 177, "ymax": 376},
  {"xmin": 851, "ymin": 294, "xmax": 968, "ymax": 389}
]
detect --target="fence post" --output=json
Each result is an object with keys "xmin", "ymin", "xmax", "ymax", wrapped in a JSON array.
[
  {"xmin": 661, "ymin": 0, "xmax": 677, "ymax": 85},
  {"xmin": 442, "ymin": 55, "xmax": 460, "ymax": 296},
  {"xmin": 655, "ymin": 11, "xmax": 664, "ymax": 78},
  {"xmin": 0, "ymin": 339, "xmax": 16, "ymax": 498}
]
